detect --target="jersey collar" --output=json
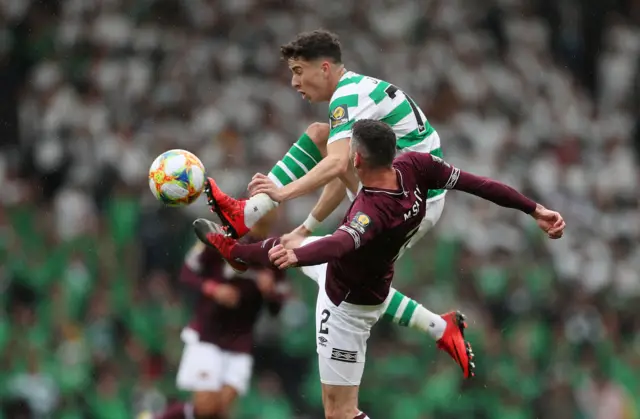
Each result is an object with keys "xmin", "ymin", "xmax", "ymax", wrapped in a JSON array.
[{"xmin": 362, "ymin": 168, "xmax": 407, "ymax": 197}]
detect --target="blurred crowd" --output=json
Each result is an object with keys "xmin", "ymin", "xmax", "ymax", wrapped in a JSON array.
[{"xmin": 0, "ymin": 0, "xmax": 639, "ymax": 418}]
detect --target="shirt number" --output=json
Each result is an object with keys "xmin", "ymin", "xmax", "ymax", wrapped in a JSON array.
[{"xmin": 385, "ymin": 85, "xmax": 426, "ymax": 133}]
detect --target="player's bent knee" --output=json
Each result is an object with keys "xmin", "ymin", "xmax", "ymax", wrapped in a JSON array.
[
  {"xmin": 192, "ymin": 391, "xmax": 220, "ymax": 416},
  {"xmin": 306, "ymin": 122, "xmax": 330, "ymax": 147}
]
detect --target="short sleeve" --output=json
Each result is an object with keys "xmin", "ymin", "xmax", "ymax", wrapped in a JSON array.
[{"xmin": 328, "ymin": 94, "xmax": 377, "ymax": 145}]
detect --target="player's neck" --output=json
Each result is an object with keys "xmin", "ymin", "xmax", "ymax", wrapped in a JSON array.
[
  {"xmin": 360, "ymin": 167, "xmax": 398, "ymax": 190},
  {"xmin": 329, "ymin": 66, "xmax": 347, "ymax": 95}
]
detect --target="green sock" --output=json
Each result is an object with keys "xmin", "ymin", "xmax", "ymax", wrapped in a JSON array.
[
  {"xmin": 382, "ymin": 288, "xmax": 446, "ymax": 339},
  {"xmin": 268, "ymin": 133, "xmax": 323, "ymax": 187}
]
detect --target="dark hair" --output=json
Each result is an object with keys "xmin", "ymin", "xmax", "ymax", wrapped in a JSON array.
[
  {"xmin": 280, "ymin": 30, "xmax": 342, "ymax": 63},
  {"xmin": 352, "ymin": 120, "xmax": 396, "ymax": 168}
]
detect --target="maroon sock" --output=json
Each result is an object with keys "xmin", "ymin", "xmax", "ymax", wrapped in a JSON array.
[
  {"xmin": 354, "ymin": 412, "xmax": 369, "ymax": 419},
  {"xmin": 156, "ymin": 402, "xmax": 192, "ymax": 419},
  {"xmin": 231, "ymin": 237, "xmax": 281, "ymax": 266}
]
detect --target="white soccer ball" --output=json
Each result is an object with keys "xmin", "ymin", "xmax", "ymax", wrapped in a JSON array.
[{"xmin": 148, "ymin": 149, "xmax": 206, "ymax": 206}]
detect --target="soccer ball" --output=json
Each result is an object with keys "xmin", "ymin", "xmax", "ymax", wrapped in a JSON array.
[{"xmin": 148, "ymin": 149, "xmax": 206, "ymax": 206}]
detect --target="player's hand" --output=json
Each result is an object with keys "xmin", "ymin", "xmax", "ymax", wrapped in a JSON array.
[
  {"xmin": 268, "ymin": 244, "xmax": 299, "ymax": 269},
  {"xmin": 248, "ymin": 173, "xmax": 284, "ymax": 202},
  {"xmin": 281, "ymin": 226, "xmax": 312, "ymax": 249},
  {"xmin": 255, "ymin": 269, "xmax": 276, "ymax": 296},
  {"xmin": 531, "ymin": 204, "xmax": 565, "ymax": 239},
  {"xmin": 203, "ymin": 281, "xmax": 240, "ymax": 307}
]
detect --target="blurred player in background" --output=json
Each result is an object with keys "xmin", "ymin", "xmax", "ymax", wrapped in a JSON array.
[
  {"xmin": 195, "ymin": 119, "xmax": 565, "ymax": 419},
  {"xmin": 139, "ymin": 211, "xmax": 287, "ymax": 419}
]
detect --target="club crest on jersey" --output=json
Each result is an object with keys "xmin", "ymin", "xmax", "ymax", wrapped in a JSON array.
[
  {"xmin": 350, "ymin": 211, "xmax": 371, "ymax": 234},
  {"xmin": 330, "ymin": 105, "xmax": 349, "ymax": 129}
]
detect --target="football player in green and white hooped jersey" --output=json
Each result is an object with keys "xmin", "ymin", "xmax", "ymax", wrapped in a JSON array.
[{"xmin": 198, "ymin": 29, "xmax": 470, "ymax": 386}]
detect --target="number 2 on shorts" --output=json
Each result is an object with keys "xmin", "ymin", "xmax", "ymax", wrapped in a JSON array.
[{"xmin": 319, "ymin": 309, "xmax": 331, "ymax": 334}]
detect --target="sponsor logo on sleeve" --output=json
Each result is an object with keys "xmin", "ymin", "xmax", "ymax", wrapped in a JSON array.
[
  {"xmin": 349, "ymin": 211, "xmax": 371, "ymax": 234},
  {"xmin": 330, "ymin": 105, "xmax": 349, "ymax": 129}
]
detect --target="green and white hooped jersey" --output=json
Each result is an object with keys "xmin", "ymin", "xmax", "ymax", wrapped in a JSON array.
[{"xmin": 328, "ymin": 71, "xmax": 444, "ymax": 200}]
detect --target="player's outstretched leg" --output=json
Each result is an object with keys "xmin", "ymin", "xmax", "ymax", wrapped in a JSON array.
[
  {"xmin": 192, "ymin": 219, "xmax": 248, "ymax": 273},
  {"xmin": 202, "ymin": 123, "xmax": 327, "ymax": 239},
  {"xmin": 382, "ymin": 289, "xmax": 475, "ymax": 379}
]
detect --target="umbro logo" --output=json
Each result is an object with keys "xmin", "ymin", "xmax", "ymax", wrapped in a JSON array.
[
  {"xmin": 318, "ymin": 336, "xmax": 328, "ymax": 347},
  {"xmin": 331, "ymin": 348, "xmax": 357, "ymax": 363}
]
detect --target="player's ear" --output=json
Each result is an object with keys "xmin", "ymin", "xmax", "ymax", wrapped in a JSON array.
[
  {"xmin": 353, "ymin": 151, "xmax": 362, "ymax": 169},
  {"xmin": 321, "ymin": 61, "xmax": 330, "ymax": 76}
]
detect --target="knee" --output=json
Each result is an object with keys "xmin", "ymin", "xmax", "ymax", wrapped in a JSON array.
[
  {"xmin": 323, "ymin": 396, "xmax": 354, "ymax": 419},
  {"xmin": 192, "ymin": 392, "xmax": 219, "ymax": 417},
  {"xmin": 305, "ymin": 122, "xmax": 330, "ymax": 147}
]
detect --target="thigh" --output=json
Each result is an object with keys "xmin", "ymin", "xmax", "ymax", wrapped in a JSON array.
[
  {"xmin": 299, "ymin": 236, "xmax": 330, "ymax": 287},
  {"xmin": 315, "ymin": 292, "xmax": 384, "ymax": 386},
  {"xmin": 321, "ymin": 381, "xmax": 360, "ymax": 419},
  {"xmin": 219, "ymin": 350, "xmax": 254, "ymax": 396},
  {"xmin": 176, "ymin": 337, "xmax": 224, "ymax": 392}
]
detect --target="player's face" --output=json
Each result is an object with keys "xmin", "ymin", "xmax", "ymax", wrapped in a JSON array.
[{"xmin": 288, "ymin": 59, "xmax": 332, "ymax": 103}]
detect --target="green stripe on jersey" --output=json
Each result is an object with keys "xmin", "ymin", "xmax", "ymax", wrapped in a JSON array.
[
  {"xmin": 396, "ymin": 126, "xmax": 436, "ymax": 149},
  {"xmin": 336, "ymin": 75, "xmax": 364, "ymax": 90},
  {"xmin": 369, "ymin": 81, "xmax": 391, "ymax": 104},
  {"xmin": 382, "ymin": 101, "xmax": 413, "ymax": 127},
  {"xmin": 329, "ymin": 120, "xmax": 355, "ymax": 137},
  {"xmin": 330, "ymin": 94, "xmax": 359, "ymax": 111}
]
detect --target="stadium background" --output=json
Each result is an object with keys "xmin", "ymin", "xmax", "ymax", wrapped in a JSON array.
[{"xmin": 1, "ymin": 0, "xmax": 639, "ymax": 418}]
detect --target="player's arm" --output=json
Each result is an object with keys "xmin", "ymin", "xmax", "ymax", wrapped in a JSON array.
[
  {"xmin": 180, "ymin": 242, "xmax": 209, "ymax": 290},
  {"xmin": 411, "ymin": 153, "xmax": 565, "ymax": 238},
  {"xmin": 272, "ymin": 211, "xmax": 381, "ymax": 269},
  {"xmin": 292, "ymin": 177, "xmax": 347, "ymax": 236},
  {"xmin": 273, "ymin": 98, "xmax": 365, "ymax": 203},
  {"xmin": 277, "ymin": 138, "xmax": 350, "ymax": 202},
  {"xmin": 229, "ymin": 210, "xmax": 381, "ymax": 269},
  {"xmin": 182, "ymin": 242, "xmax": 240, "ymax": 305}
]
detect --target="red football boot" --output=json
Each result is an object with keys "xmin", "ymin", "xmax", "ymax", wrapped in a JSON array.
[
  {"xmin": 436, "ymin": 311, "xmax": 476, "ymax": 379},
  {"xmin": 192, "ymin": 219, "xmax": 248, "ymax": 273},
  {"xmin": 203, "ymin": 177, "xmax": 249, "ymax": 239}
]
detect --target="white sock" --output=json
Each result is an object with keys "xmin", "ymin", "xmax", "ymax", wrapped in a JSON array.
[
  {"xmin": 244, "ymin": 193, "xmax": 278, "ymax": 228},
  {"xmin": 409, "ymin": 304, "xmax": 447, "ymax": 340}
]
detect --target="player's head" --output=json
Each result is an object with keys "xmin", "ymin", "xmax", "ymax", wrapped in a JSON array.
[
  {"xmin": 350, "ymin": 119, "xmax": 396, "ymax": 171},
  {"xmin": 280, "ymin": 30, "xmax": 344, "ymax": 103}
]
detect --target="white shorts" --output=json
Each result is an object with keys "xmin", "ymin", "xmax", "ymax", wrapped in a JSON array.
[
  {"xmin": 300, "ymin": 239, "xmax": 386, "ymax": 386},
  {"xmin": 176, "ymin": 328, "xmax": 253, "ymax": 394}
]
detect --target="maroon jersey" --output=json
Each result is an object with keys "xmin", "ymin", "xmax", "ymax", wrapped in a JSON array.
[
  {"xmin": 292, "ymin": 151, "xmax": 536, "ymax": 306},
  {"xmin": 181, "ymin": 239, "xmax": 286, "ymax": 353}
]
